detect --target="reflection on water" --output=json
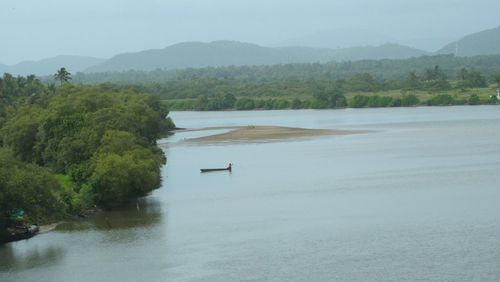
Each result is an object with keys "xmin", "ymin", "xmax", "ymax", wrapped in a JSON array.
[
  {"xmin": 55, "ymin": 197, "xmax": 165, "ymax": 245},
  {"xmin": 0, "ymin": 245, "xmax": 64, "ymax": 272},
  {"xmin": 0, "ymin": 195, "xmax": 166, "ymax": 280},
  {"xmin": 57, "ymin": 197, "xmax": 163, "ymax": 232}
]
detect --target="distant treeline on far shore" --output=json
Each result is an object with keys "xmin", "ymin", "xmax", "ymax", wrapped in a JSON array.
[{"xmin": 56, "ymin": 54, "xmax": 500, "ymax": 111}]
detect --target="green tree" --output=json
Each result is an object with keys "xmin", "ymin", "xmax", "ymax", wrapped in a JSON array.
[
  {"xmin": 90, "ymin": 131, "xmax": 165, "ymax": 205},
  {"xmin": 422, "ymin": 65, "xmax": 451, "ymax": 91},
  {"xmin": 492, "ymin": 73, "xmax": 500, "ymax": 84},
  {"xmin": 403, "ymin": 71, "xmax": 422, "ymax": 91},
  {"xmin": 457, "ymin": 68, "xmax": 486, "ymax": 90},
  {"xmin": 312, "ymin": 83, "xmax": 346, "ymax": 109},
  {"xmin": 235, "ymin": 98, "xmax": 255, "ymax": 110},
  {"xmin": 0, "ymin": 148, "xmax": 67, "ymax": 240},
  {"xmin": 54, "ymin": 67, "xmax": 72, "ymax": 85},
  {"xmin": 468, "ymin": 94, "xmax": 480, "ymax": 105},
  {"xmin": 427, "ymin": 94, "xmax": 455, "ymax": 106},
  {"xmin": 1, "ymin": 110, "xmax": 40, "ymax": 162},
  {"xmin": 401, "ymin": 94, "xmax": 420, "ymax": 106},
  {"xmin": 346, "ymin": 73, "xmax": 380, "ymax": 92},
  {"xmin": 349, "ymin": 95, "xmax": 369, "ymax": 108},
  {"xmin": 291, "ymin": 98, "xmax": 302, "ymax": 109}
]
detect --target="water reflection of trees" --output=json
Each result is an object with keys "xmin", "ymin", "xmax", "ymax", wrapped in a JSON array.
[
  {"xmin": 0, "ymin": 245, "xmax": 65, "ymax": 272},
  {"xmin": 58, "ymin": 197, "xmax": 164, "ymax": 232},
  {"xmin": 55, "ymin": 196, "xmax": 167, "ymax": 245}
]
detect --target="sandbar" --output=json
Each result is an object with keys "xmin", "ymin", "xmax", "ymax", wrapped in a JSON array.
[{"xmin": 181, "ymin": 125, "xmax": 365, "ymax": 143}]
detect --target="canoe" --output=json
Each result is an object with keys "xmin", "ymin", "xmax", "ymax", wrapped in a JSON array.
[{"xmin": 200, "ymin": 163, "xmax": 232, "ymax": 173}]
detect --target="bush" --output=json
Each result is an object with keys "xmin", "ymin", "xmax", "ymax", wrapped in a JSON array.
[
  {"xmin": 291, "ymin": 98, "xmax": 302, "ymax": 109},
  {"xmin": 349, "ymin": 95, "xmax": 369, "ymax": 108},
  {"xmin": 401, "ymin": 94, "xmax": 420, "ymax": 106},
  {"xmin": 468, "ymin": 94, "xmax": 480, "ymax": 105},
  {"xmin": 427, "ymin": 94, "xmax": 455, "ymax": 106}
]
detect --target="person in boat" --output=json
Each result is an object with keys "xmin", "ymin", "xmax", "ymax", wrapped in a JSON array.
[{"xmin": 227, "ymin": 163, "xmax": 232, "ymax": 171}]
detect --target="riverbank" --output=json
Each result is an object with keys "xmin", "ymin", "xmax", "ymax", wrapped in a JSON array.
[
  {"xmin": 1, "ymin": 206, "xmax": 103, "ymax": 244},
  {"xmin": 181, "ymin": 125, "xmax": 365, "ymax": 143},
  {"xmin": 39, "ymin": 222, "xmax": 65, "ymax": 234}
]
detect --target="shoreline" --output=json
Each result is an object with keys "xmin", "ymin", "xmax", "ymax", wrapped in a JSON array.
[
  {"xmin": 39, "ymin": 222, "xmax": 66, "ymax": 234},
  {"xmin": 3, "ymin": 207, "xmax": 103, "ymax": 244},
  {"xmin": 179, "ymin": 125, "xmax": 367, "ymax": 143}
]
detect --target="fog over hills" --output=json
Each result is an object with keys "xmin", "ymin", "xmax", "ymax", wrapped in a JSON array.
[
  {"xmin": 437, "ymin": 26, "xmax": 500, "ymax": 56},
  {"xmin": 85, "ymin": 41, "xmax": 331, "ymax": 73},
  {"xmin": 328, "ymin": 43, "xmax": 429, "ymax": 61},
  {"xmin": 3, "ymin": 0, "xmax": 500, "ymax": 65},
  {"xmin": 398, "ymin": 36, "xmax": 459, "ymax": 53},
  {"xmin": 84, "ymin": 41, "xmax": 428, "ymax": 73},
  {"xmin": 1, "ymin": 25, "xmax": 499, "ymax": 76},
  {"xmin": 274, "ymin": 28, "xmax": 393, "ymax": 49},
  {"xmin": 0, "ymin": 56, "xmax": 105, "ymax": 76}
]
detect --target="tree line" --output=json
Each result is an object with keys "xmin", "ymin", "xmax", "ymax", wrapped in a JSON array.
[
  {"xmin": 59, "ymin": 54, "xmax": 500, "ymax": 111},
  {"xmin": 71, "ymin": 54, "xmax": 500, "ymax": 86},
  {"xmin": 161, "ymin": 64, "xmax": 497, "ymax": 110}
]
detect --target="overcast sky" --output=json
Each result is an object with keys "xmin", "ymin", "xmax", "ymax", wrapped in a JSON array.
[{"xmin": 1, "ymin": 0, "xmax": 499, "ymax": 64}]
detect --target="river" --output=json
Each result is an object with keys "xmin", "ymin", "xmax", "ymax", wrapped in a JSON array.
[{"xmin": 1, "ymin": 106, "xmax": 499, "ymax": 281}]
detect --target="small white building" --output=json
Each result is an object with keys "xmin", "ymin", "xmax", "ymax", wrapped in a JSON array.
[{"xmin": 497, "ymin": 88, "xmax": 500, "ymax": 100}]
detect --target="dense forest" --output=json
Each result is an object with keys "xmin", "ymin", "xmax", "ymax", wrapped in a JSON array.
[
  {"xmin": 65, "ymin": 54, "xmax": 500, "ymax": 111},
  {"xmin": 0, "ymin": 73, "xmax": 175, "ymax": 242},
  {"xmin": 72, "ymin": 54, "xmax": 500, "ymax": 85}
]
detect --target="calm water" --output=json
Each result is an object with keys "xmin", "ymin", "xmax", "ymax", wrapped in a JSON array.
[{"xmin": 1, "ymin": 106, "xmax": 500, "ymax": 282}]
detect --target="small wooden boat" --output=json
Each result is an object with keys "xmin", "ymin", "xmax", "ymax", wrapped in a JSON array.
[{"xmin": 200, "ymin": 163, "xmax": 232, "ymax": 173}]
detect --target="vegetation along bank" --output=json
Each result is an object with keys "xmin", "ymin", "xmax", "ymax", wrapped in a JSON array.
[
  {"xmin": 0, "ymin": 72, "xmax": 175, "ymax": 243},
  {"xmin": 69, "ymin": 54, "xmax": 500, "ymax": 110}
]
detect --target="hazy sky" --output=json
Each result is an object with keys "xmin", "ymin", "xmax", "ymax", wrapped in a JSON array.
[{"xmin": 2, "ymin": 0, "xmax": 499, "ymax": 64}]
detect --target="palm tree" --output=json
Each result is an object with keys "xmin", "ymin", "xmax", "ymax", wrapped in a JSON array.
[{"xmin": 54, "ymin": 67, "xmax": 72, "ymax": 85}]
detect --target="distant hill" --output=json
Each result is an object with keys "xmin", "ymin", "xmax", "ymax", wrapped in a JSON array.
[
  {"xmin": 4, "ymin": 26, "xmax": 500, "ymax": 76},
  {"xmin": 0, "ymin": 56, "xmax": 105, "ymax": 76},
  {"xmin": 85, "ymin": 41, "xmax": 427, "ymax": 73},
  {"xmin": 275, "ymin": 28, "xmax": 393, "ymax": 49},
  {"xmin": 398, "ymin": 36, "xmax": 458, "ymax": 53},
  {"xmin": 437, "ymin": 26, "xmax": 500, "ymax": 56},
  {"xmin": 331, "ymin": 43, "xmax": 429, "ymax": 61},
  {"xmin": 85, "ymin": 41, "xmax": 333, "ymax": 72}
]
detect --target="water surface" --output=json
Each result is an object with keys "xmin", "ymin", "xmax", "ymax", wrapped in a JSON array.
[{"xmin": 1, "ymin": 106, "xmax": 499, "ymax": 281}]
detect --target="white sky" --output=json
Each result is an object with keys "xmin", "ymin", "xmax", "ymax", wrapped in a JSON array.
[{"xmin": 1, "ymin": 0, "xmax": 499, "ymax": 64}]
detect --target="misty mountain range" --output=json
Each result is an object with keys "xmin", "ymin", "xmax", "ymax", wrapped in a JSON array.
[
  {"xmin": 84, "ymin": 41, "xmax": 431, "ymax": 73},
  {"xmin": 0, "ymin": 56, "xmax": 105, "ymax": 77},
  {"xmin": 436, "ymin": 26, "xmax": 500, "ymax": 56},
  {"xmin": 1, "ymin": 26, "xmax": 499, "ymax": 76},
  {"xmin": 274, "ymin": 28, "xmax": 394, "ymax": 49}
]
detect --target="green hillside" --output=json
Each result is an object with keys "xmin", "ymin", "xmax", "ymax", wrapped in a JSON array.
[
  {"xmin": 438, "ymin": 26, "xmax": 500, "ymax": 56},
  {"xmin": 85, "ymin": 41, "xmax": 427, "ymax": 73}
]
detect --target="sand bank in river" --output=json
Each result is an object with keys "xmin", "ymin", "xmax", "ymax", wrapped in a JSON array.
[{"xmin": 181, "ymin": 125, "xmax": 365, "ymax": 143}]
